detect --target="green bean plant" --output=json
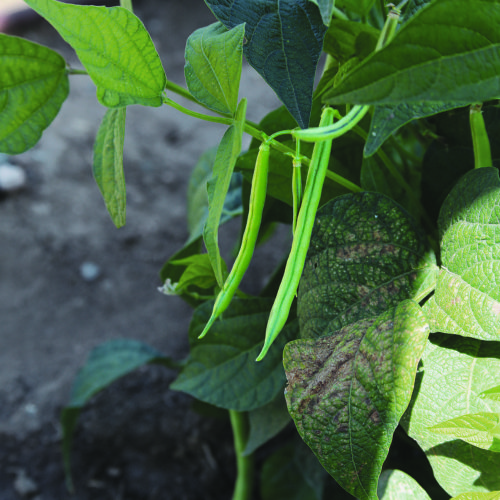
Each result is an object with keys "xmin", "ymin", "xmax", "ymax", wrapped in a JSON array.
[{"xmin": 2, "ymin": 0, "xmax": 500, "ymax": 498}]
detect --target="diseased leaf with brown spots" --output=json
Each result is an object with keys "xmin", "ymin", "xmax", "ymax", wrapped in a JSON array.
[
  {"xmin": 284, "ymin": 300, "xmax": 429, "ymax": 500},
  {"xmin": 298, "ymin": 192, "xmax": 437, "ymax": 340},
  {"xmin": 424, "ymin": 168, "xmax": 500, "ymax": 341}
]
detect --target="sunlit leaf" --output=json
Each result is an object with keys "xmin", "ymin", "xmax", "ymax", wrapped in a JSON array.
[{"xmin": 378, "ymin": 470, "xmax": 431, "ymax": 500}]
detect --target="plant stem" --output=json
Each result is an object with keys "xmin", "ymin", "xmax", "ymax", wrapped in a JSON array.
[
  {"xmin": 120, "ymin": 0, "xmax": 133, "ymax": 11},
  {"xmin": 331, "ymin": 6, "xmax": 349, "ymax": 21},
  {"xmin": 229, "ymin": 410, "xmax": 253, "ymax": 500},
  {"xmin": 67, "ymin": 68, "xmax": 88, "ymax": 75},
  {"xmin": 163, "ymin": 96, "xmax": 235, "ymax": 127},
  {"xmin": 470, "ymin": 103, "xmax": 492, "ymax": 169}
]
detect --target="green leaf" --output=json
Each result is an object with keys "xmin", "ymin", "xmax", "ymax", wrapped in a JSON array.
[
  {"xmin": 203, "ymin": 99, "xmax": 247, "ymax": 287},
  {"xmin": 184, "ymin": 22, "xmax": 245, "ymax": 115},
  {"xmin": 170, "ymin": 298, "xmax": 298, "ymax": 411},
  {"xmin": 61, "ymin": 339, "xmax": 175, "ymax": 490},
  {"xmin": 324, "ymin": 0, "xmax": 500, "ymax": 106},
  {"xmin": 92, "ymin": 108, "xmax": 126, "ymax": 228},
  {"xmin": 451, "ymin": 492, "xmax": 500, "ymax": 500},
  {"xmin": 261, "ymin": 441, "xmax": 326, "ymax": 500},
  {"xmin": 402, "ymin": 334, "xmax": 500, "ymax": 495},
  {"xmin": 337, "ymin": 0, "xmax": 376, "ymax": 16},
  {"xmin": 308, "ymin": 0, "xmax": 334, "ymax": 26},
  {"xmin": 243, "ymin": 393, "xmax": 291, "ymax": 456},
  {"xmin": 429, "ymin": 412, "xmax": 500, "ymax": 453},
  {"xmin": 0, "ymin": 34, "xmax": 69, "ymax": 154},
  {"xmin": 378, "ymin": 470, "xmax": 431, "ymax": 500},
  {"xmin": 284, "ymin": 301, "xmax": 429, "ymax": 500},
  {"xmin": 204, "ymin": 0, "xmax": 327, "ymax": 128},
  {"xmin": 24, "ymin": 0, "xmax": 166, "ymax": 107},
  {"xmin": 402, "ymin": 0, "xmax": 434, "ymax": 24},
  {"xmin": 364, "ymin": 101, "xmax": 463, "ymax": 157},
  {"xmin": 323, "ymin": 19, "xmax": 379, "ymax": 65},
  {"xmin": 298, "ymin": 192, "xmax": 438, "ymax": 340},
  {"xmin": 482, "ymin": 386, "xmax": 500, "ymax": 402},
  {"xmin": 169, "ymin": 254, "xmax": 221, "ymax": 294},
  {"xmin": 424, "ymin": 168, "xmax": 500, "ymax": 341}
]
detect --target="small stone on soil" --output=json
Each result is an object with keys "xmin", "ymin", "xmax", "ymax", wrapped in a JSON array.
[
  {"xmin": 0, "ymin": 163, "xmax": 26, "ymax": 192},
  {"xmin": 13, "ymin": 469, "xmax": 38, "ymax": 498}
]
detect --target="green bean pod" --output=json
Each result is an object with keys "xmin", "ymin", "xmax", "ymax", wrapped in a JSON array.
[
  {"xmin": 257, "ymin": 107, "xmax": 335, "ymax": 360},
  {"xmin": 199, "ymin": 142, "xmax": 270, "ymax": 339}
]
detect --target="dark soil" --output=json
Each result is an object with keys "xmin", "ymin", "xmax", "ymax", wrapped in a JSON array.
[{"xmin": 0, "ymin": 1, "xmax": 281, "ymax": 498}]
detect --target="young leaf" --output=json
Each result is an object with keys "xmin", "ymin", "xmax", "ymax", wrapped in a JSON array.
[
  {"xmin": 92, "ymin": 108, "xmax": 126, "ymax": 228},
  {"xmin": 0, "ymin": 34, "xmax": 68, "ymax": 154},
  {"xmin": 324, "ymin": 0, "xmax": 500, "ymax": 106},
  {"xmin": 401, "ymin": 334, "xmax": 500, "ymax": 496},
  {"xmin": 298, "ymin": 192, "xmax": 438, "ymax": 340},
  {"xmin": 451, "ymin": 492, "xmax": 500, "ymax": 500},
  {"xmin": 364, "ymin": 101, "xmax": 463, "ymax": 157},
  {"xmin": 243, "ymin": 393, "xmax": 291, "ymax": 456},
  {"xmin": 284, "ymin": 300, "xmax": 429, "ymax": 500},
  {"xmin": 377, "ymin": 470, "xmax": 431, "ymax": 500},
  {"xmin": 482, "ymin": 386, "xmax": 500, "ymax": 402},
  {"xmin": 260, "ymin": 441, "xmax": 326, "ymax": 500},
  {"xmin": 203, "ymin": 99, "xmax": 247, "ymax": 287},
  {"xmin": 184, "ymin": 22, "xmax": 245, "ymax": 116},
  {"xmin": 170, "ymin": 298, "xmax": 298, "ymax": 412},
  {"xmin": 204, "ymin": 0, "xmax": 327, "ymax": 128},
  {"xmin": 308, "ymin": 0, "xmax": 334, "ymax": 26},
  {"xmin": 169, "ymin": 254, "xmax": 222, "ymax": 293},
  {"xmin": 424, "ymin": 168, "xmax": 500, "ymax": 341},
  {"xmin": 61, "ymin": 339, "xmax": 176, "ymax": 490},
  {"xmin": 24, "ymin": 0, "xmax": 166, "ymax": 107},
  {"xmin": 429, "ymin": 412, "xmax": 500, "ymax": 453}
]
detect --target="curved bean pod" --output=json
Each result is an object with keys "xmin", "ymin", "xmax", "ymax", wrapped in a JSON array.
[
  {"xmin": 199, "ymin": 142, "xmax": 270, "ymax": 339},
  {"xmin": 257, "ymin": 107, "xmax": 335, "ymax": 360}
]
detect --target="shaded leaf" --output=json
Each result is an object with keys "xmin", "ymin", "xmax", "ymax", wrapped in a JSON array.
[
  {"xmin": 0, "ymin": 34, "xmax": 68, "ymax": 154},
  {"xmin": 171, "ymin": 298, "xmax": 298, "ymax": 411},
  {"xmin": 204, "ymin": 0, "xmax": 327, "ymax": 128},
  {"xmin": 184, "ymin": 22, "xmax": 245, "ymax": 115},
  {"xmin": 243, "ymin": 393, "xmax": 291, "ymax": 456},
  {"xmin": 25, "ymin": 0, "xmax": 166, "ymax": 107},
  {"xmin": 424, "ymin": 168, "xmax": 500, "ymax": 341},
  {"xmin": 378, "ymin": 470, "xmax": 431, "ymax": 500},
  {"xmin": 298, "ymin": 192, "xmax": 437, "ymax": 340},
  {"xmin": 402, "ymin": 0, "xmax": 434, "ymax": 24},
  {"xmin": 285, "ymin": 301, "xmax": 429, "ymax": 500},
  {"xmin": 203, "ymin": 99, "xmax": 247, "ymax": 287},
  {"xmin": 261, "ymin": 441, "xmax": 326, "ymax": 500},
  {"xmin": 308, "ymin": 0, "xmax": 334, "ymax": 26},
  {"xmin": 482, "ymin": 386, "xmax": 500, "ymax": 403},
  {"xmin": 402, "ymin": 334, "xmax": 500, "ymax": 495},
  {"xmin": 429, "ymin": 412, "xmax": 500, "ymax": 453},
  {"xmin": 92, "ymin": 108, "xmax": 126, "ymax": 228},
  {"xmin": 61, "ymin": 339, "xmax": 176, "ymax": 490},
  {"xmin": 324, "ymin": 0, "xmax": 500, "ymax": 106},
  {"xmin": 336, "ymin": 0, "xmax": 377, "ymax": 17},
  {"xmin": 364, "ymin": 101, "xmax": 463, "ymax": 157}
]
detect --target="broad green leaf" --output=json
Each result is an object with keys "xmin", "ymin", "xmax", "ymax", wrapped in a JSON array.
[
  {"xmin": 169, "ymin": 254, "xmax": 221, "ymax": 294},
  {"xmin": 0, "ymin": 34, "xmax": 68, "ymax": 154},
  {"xmin": 336, "ymin": 0, "xmax": 377, "ymax": 16},
  {"xmin": 324, "ymin": 0, "xmax": 500, "ymax": 106},
  {"xmin": 261, "ymin": 441, "xmax": 326, "ymax": 500},
  {"xmin": 378, "ymin": 470, "xmax": 431, "ymax": 500},
  {"xmin": 184, "ymin": 22, "xmax": 245, "ymax": 115},
  {"xmin": 92, "ymin": 108, "xmax": 126, "ymax": 228},
  {"xmin": 243, "ymin": 393, "xmax": 291, "ymax": 456},
  {"xmin": 61, "ymin": 339, "xmax": 175, "ymax": 490},
  {"xmin": 323, "ymin": 19, "xmax": 379, "ymax": 65},
  {"xmin": 364, "ymin": 101, "xmax": 463, "ymax": 157},
  {"xmin": 429, "ymin": 412, "xmax": 500, "ymax": 453},
  {"xmin": 171, "ymin": 298, "xmax": 298, "ymax": 411},
  {"xmin": 308, "ymin": 0, "xmax": 334, "ymax": 26},
  {"xmin": 402, "ymin": 0, "xmax": 434, "ymax": 24},
  {"xmin": 204, "ymin": 0, "xmax": 327, "ymax": 128},
  {"xmin": 298, "ymin": 192, "xmax": 438, "ymax": 340},
  {"xmin": 482, "ymin": 386, "xmax": 500, "ymax": 402},
  {"xmin": 285, "ymin": 301, "xmax": 429, "ymax": 500},
  {"xmin": 402, "ymin": 334, "xmax": 500, "ymax": 495},
  {"xmin": 452, "ymin": 492, "xmax": 500, "ymax": 500},
  {"xmin": 424, "ymin": 168, "xmax": 500, "ymax": 341},
  {"xmin": 203, "ymin": 99, "xmax": 247, "ymax": 287},
  {"xmin": 24, "ymin": 0, "xmax": 166, "ymax": 107}
]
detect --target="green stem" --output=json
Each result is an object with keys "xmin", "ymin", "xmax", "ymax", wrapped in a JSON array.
[
  {"xmin": 331, "ymin": 6, "xmax": 349, "ymax": 21},
  {"xmin": 470, "ymin": 103, "xmax": 492, "ymax": 169},
  {"xmin": 67, "ymin": 68, "xmax": 88, "ymax": 75},
  {"xmin": 120, "ymin": 0, "xmax": 133, "ymax": 11},
  {"xmin": 229, "ymin": 410, "xmax": 253, "ymax": 500},
  {"xmin": 375, "ymin": 4, "xmax": 400, "ymax": 50},
  {"xmin": 163, "ymin": 96, "xmax": 235, "ymax": 127}
]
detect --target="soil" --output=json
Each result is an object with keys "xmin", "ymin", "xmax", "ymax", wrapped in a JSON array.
[{"xmin": 0, "ymin": 1, "xmax": 283, "ymax": 498}]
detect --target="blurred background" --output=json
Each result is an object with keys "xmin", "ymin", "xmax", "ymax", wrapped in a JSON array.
[{"xmin": 0, "ymin": 1, "xmax": 281, "ymax": 498}]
